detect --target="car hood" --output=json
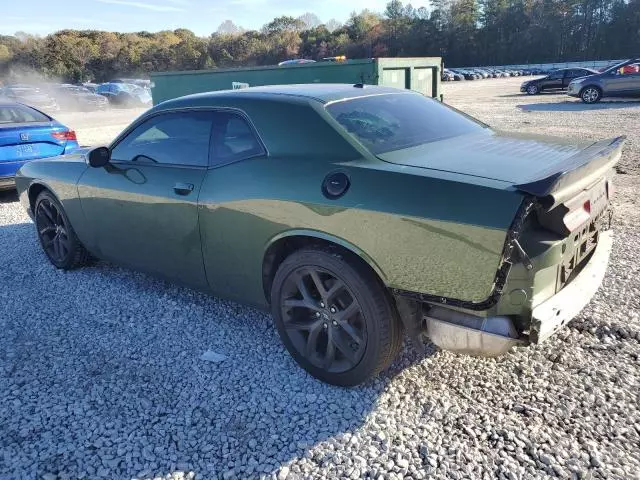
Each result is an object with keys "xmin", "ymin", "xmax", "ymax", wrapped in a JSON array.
[
  {"xmin": 377, "ymin": 130, "xmax": 595, "ymax": 185},
  {"xmin": 522, "ymin": 77, "xmax": 546, "ymax": 85}
]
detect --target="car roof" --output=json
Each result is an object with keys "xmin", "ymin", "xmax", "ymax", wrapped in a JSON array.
[{"xmin": 158, "ymin": 84, "xmax": 412, "ymax": 110}]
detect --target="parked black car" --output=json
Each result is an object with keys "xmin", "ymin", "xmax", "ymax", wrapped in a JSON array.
[{"xmin": 520, "ymin": 68, "xmax": 598, "ymax": 95}]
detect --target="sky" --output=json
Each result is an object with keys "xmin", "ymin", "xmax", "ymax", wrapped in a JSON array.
[{"xmin": 1, "ymin": 0, "xmax": 429, "ymax": 36}]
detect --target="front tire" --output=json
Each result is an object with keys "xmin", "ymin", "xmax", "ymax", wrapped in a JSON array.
[
  {"xmin": 581, "ymin": 86, "xmax": 602, "ymax": 103},
  {"xmin": 34, "ymin": 191, "xmax": 90, "ymax": 270},
  {"xmin": 271, "ymin": 247, "xmax": 403, "ymax": 386},
  {"xmin": 526, "ymin": 84, "xmax": 539, "ymax": 95}
]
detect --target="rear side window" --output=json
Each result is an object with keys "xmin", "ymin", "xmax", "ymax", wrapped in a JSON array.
[
  {"xmin": 111, "ymin": 111, "xmax": 214, "ymax": 167},
  {"xmin": 568, "ymin": 69, "xmax": 589, "ymax": 78},
  {"xmin": 326, "ymin": 93, "xmax": 485, "ymax": 154},
  {"xmin": 210, "ymin": 111, "xmax": 264, "ymax": 165},
  {"xmin": 0, "ymin": 105, "xmax": 50, "ymax": 124}
]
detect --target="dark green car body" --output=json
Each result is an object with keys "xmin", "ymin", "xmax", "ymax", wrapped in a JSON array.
[{"xmin": 15, "ymin": 84, "xmax": 622, "ymax": 370}]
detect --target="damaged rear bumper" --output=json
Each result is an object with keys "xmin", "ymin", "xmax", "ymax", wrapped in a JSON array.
[{"xmin": 530, "ymin": 230, "xmax": 613, "ymax": 343}]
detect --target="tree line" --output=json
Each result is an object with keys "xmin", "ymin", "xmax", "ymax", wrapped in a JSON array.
[{"xmin": 0, "ymin": 0, "xmax": 638, "ymax": 83}]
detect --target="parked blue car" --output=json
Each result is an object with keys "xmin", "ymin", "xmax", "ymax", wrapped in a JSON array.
[
  {"xmin": 0, "ymin": 102, "xmax": 79, "ymax": 191},
  {"xmin": 96, "ymin": 83, "xmax": 152, "ymax": 107}
]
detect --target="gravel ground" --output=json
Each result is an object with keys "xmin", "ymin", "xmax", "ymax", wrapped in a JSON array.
[{"xmin": 1, "ymin": 78, "xmax": 639, "ymax": 480}]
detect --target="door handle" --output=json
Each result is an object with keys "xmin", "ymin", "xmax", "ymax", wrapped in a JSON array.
[{"xmin": 173, "ymin": 182, "xmax": 194, "ymax": 195}]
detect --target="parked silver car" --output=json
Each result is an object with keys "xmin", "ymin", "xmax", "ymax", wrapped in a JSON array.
[{"xmin": 567, "ymin": 58, "xmax": 640, "ymax": 103}]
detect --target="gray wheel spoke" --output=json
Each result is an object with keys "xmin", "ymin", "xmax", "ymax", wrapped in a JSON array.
[
  {"xmin": 305, "ymin": 321, "xmax": 324, "ymax": 357},
  {"xmin": 338, "ymin": 320, "xmax": 363, "ymax": 346},
  {"xmin": 295, "ymin": 272, "xmax": 313, "ymax": 302},
  {"xmin": 331, "ymin": 331, "xmax": 358, "ymax": 364},
  {"xmin": 325, "ymin": 280, "xmax": 346, "ymax": 304},
  {"xmin": 285, "ymin": 318, "xmax": 323, "ymax": 332},
  {"xmin": 40, "ymin": 203, "xmax": 55, "ymax": 224},
  {"xmin": 323, "ymin": 330, "xmax": 336, "ymax": 369},
  {"xmin": 283, "ymin": 298, "xmax": 321, "ymax": 312},
  {"xmin": 39, "ymin": 226, "xmax": 55, "ymax": 236},
  {"xmin": 335, "ymin": 301, "xmax": 359, "ymax": 322},
  {"xmin": 308, "ymin": 269, "xmax": 327, "ymax": 298},
  {"xmin": 53, "ymin": 235, "xmax": 62, "ymax": 259},
  {"xmin": 42, "ymin": 236, "xmax": 54, "ymax": 248}
]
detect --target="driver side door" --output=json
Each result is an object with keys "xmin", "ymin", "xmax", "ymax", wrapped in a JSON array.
[
  {"xmin": 602, "ymin": 63, "xmax": 640, "ymax": 95},
  {"xmin": 77, "ymin": 110, "xmax": 214, "ymax": 288},
  {"xmin": 543, "ymin": 70, "xmax": 565, "ymax": 90}
]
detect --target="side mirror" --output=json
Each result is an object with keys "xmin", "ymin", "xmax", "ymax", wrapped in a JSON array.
[{"xmin": 88, "ymin": 147, "xmax": 111, "ymax": 168}]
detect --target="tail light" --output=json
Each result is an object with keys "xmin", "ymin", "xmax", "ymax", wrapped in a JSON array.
[
  {"xmin": 51, "ymin": 130, "xmax": 77, "ymax": 141},
  {"xmin": 563, "ymin": 200, "xmax": 591, "ymax": 231}
]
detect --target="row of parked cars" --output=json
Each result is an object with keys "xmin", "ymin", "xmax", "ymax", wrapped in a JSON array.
[
  {"xmin": 519, "ymin": 58, "xmax": 640, "ymax": 103},
  {"xmin": 441, "ymin": 67, "xmax": 546, "ymax": 81},
  {"xmin": 0, "ymin": 79, "xmax": 152, "ymax": 113}
]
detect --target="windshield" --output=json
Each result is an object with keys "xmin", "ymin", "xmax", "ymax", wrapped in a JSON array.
[
  {"xmin": 603, "ymin": 59, "xmax": 637, "ymax": 74},
  {"xmin": 326, "ymin": 93, "xmax": 486, "ymax": 154}
]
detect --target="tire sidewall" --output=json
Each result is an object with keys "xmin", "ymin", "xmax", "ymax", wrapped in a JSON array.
[{"xmin": 271, "ymin": 249, "xmax": 391, "ymax": 387}]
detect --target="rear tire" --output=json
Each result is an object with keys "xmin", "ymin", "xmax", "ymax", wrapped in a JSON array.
[
  {"xmin": 34, "ymin": 191, "xmax": 90, "ymax": 270},
  {"xmin": 581, "ymin": 86, "xmax": 602, "ymax": 103},
  {"xmin": 271, "ymin": 247, "xmax": 403, "ymax": 386}
]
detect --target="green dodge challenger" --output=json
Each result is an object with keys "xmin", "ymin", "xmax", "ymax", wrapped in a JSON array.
[{"xmin": 15, "ymin": 84, "xmax": 622, "ymax": 386}]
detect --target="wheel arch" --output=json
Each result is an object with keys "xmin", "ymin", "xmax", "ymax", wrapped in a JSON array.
[
  {"xmin": 262, "ymin": 230, "xmax": 387, "ymax": 304},
  {"xmin": 27, "ymin": 181, "xmax": 58, "ymax": 214},
  {"xmin": 580, "ymin": 84, "xmax": 603, "ymax": 97}
]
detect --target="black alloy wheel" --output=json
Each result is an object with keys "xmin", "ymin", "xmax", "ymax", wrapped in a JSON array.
[
  {"xmin": 36, "ymin": 197, "xmax": 71, "ymax": 265},
  {"xmin": 35, "ymin": 191, "xmax": 90, "ymax": 269},
  {"xmin": 280, "ymin": 266, "xmax": 367, "ymax": 373},
  {"xmin": 271, "ymin": 247, "xmax": 403, "ymax": 386}
]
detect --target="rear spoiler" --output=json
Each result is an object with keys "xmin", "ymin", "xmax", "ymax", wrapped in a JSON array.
[{"xmin": 515, "ymin": 136, "xmax": 625, "ymax": 208}]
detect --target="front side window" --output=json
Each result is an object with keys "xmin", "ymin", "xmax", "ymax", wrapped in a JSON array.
[
  {"xmin": 111, "ymin": 111, "xmax": 214, "ymax": 167},
  {"xmin": 210, "ymin": 111, "xmax": 264, "ymax": 165},
  {"xmin": 547, "ymin": 71, "xmax": 564, "ymax": 80},
  {"xmin": 326, "ymin": 93, "xmax": 485, "ymax": 155},
  {"xmin": 619, "ymin": 62, "xmax": 640, "ymax": 75}
]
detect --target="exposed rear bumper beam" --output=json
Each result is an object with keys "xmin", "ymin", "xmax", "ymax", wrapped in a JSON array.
[{"xmin": 530, "ymin": 230, "xmax": 613, "ymax": 343}]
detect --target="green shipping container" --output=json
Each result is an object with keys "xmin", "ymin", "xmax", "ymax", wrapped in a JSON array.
[{"xmin": 150, "ymin": 57, "xmax": 442, "ymax": 105}]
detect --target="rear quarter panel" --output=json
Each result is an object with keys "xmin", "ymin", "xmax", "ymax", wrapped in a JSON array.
[{"xmin": 199, "ymin": 155, "xmax": 523, "ymax": 308}]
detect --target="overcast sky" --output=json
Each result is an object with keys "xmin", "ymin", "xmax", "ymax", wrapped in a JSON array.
[{"xmin": 2, "ymin": 0, "xmax": 429, "ymax": 36}]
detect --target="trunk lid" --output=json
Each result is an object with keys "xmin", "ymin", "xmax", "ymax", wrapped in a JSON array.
[
  {"xmin": 378, "ymin": 130, "xmax": 624, "ymax": 207},
  {"xmin": 0, "ymin": 122, "xmax": 68, "ymax": 164}
]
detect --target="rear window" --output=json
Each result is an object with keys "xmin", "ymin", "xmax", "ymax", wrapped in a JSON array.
[
  {"xmin": 326, "ymin": 93, "xmax": 485, "ymax": 154},
  {"xmin": 0, "ymin": 104, "xmax": 50, "ymax": 124}
]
